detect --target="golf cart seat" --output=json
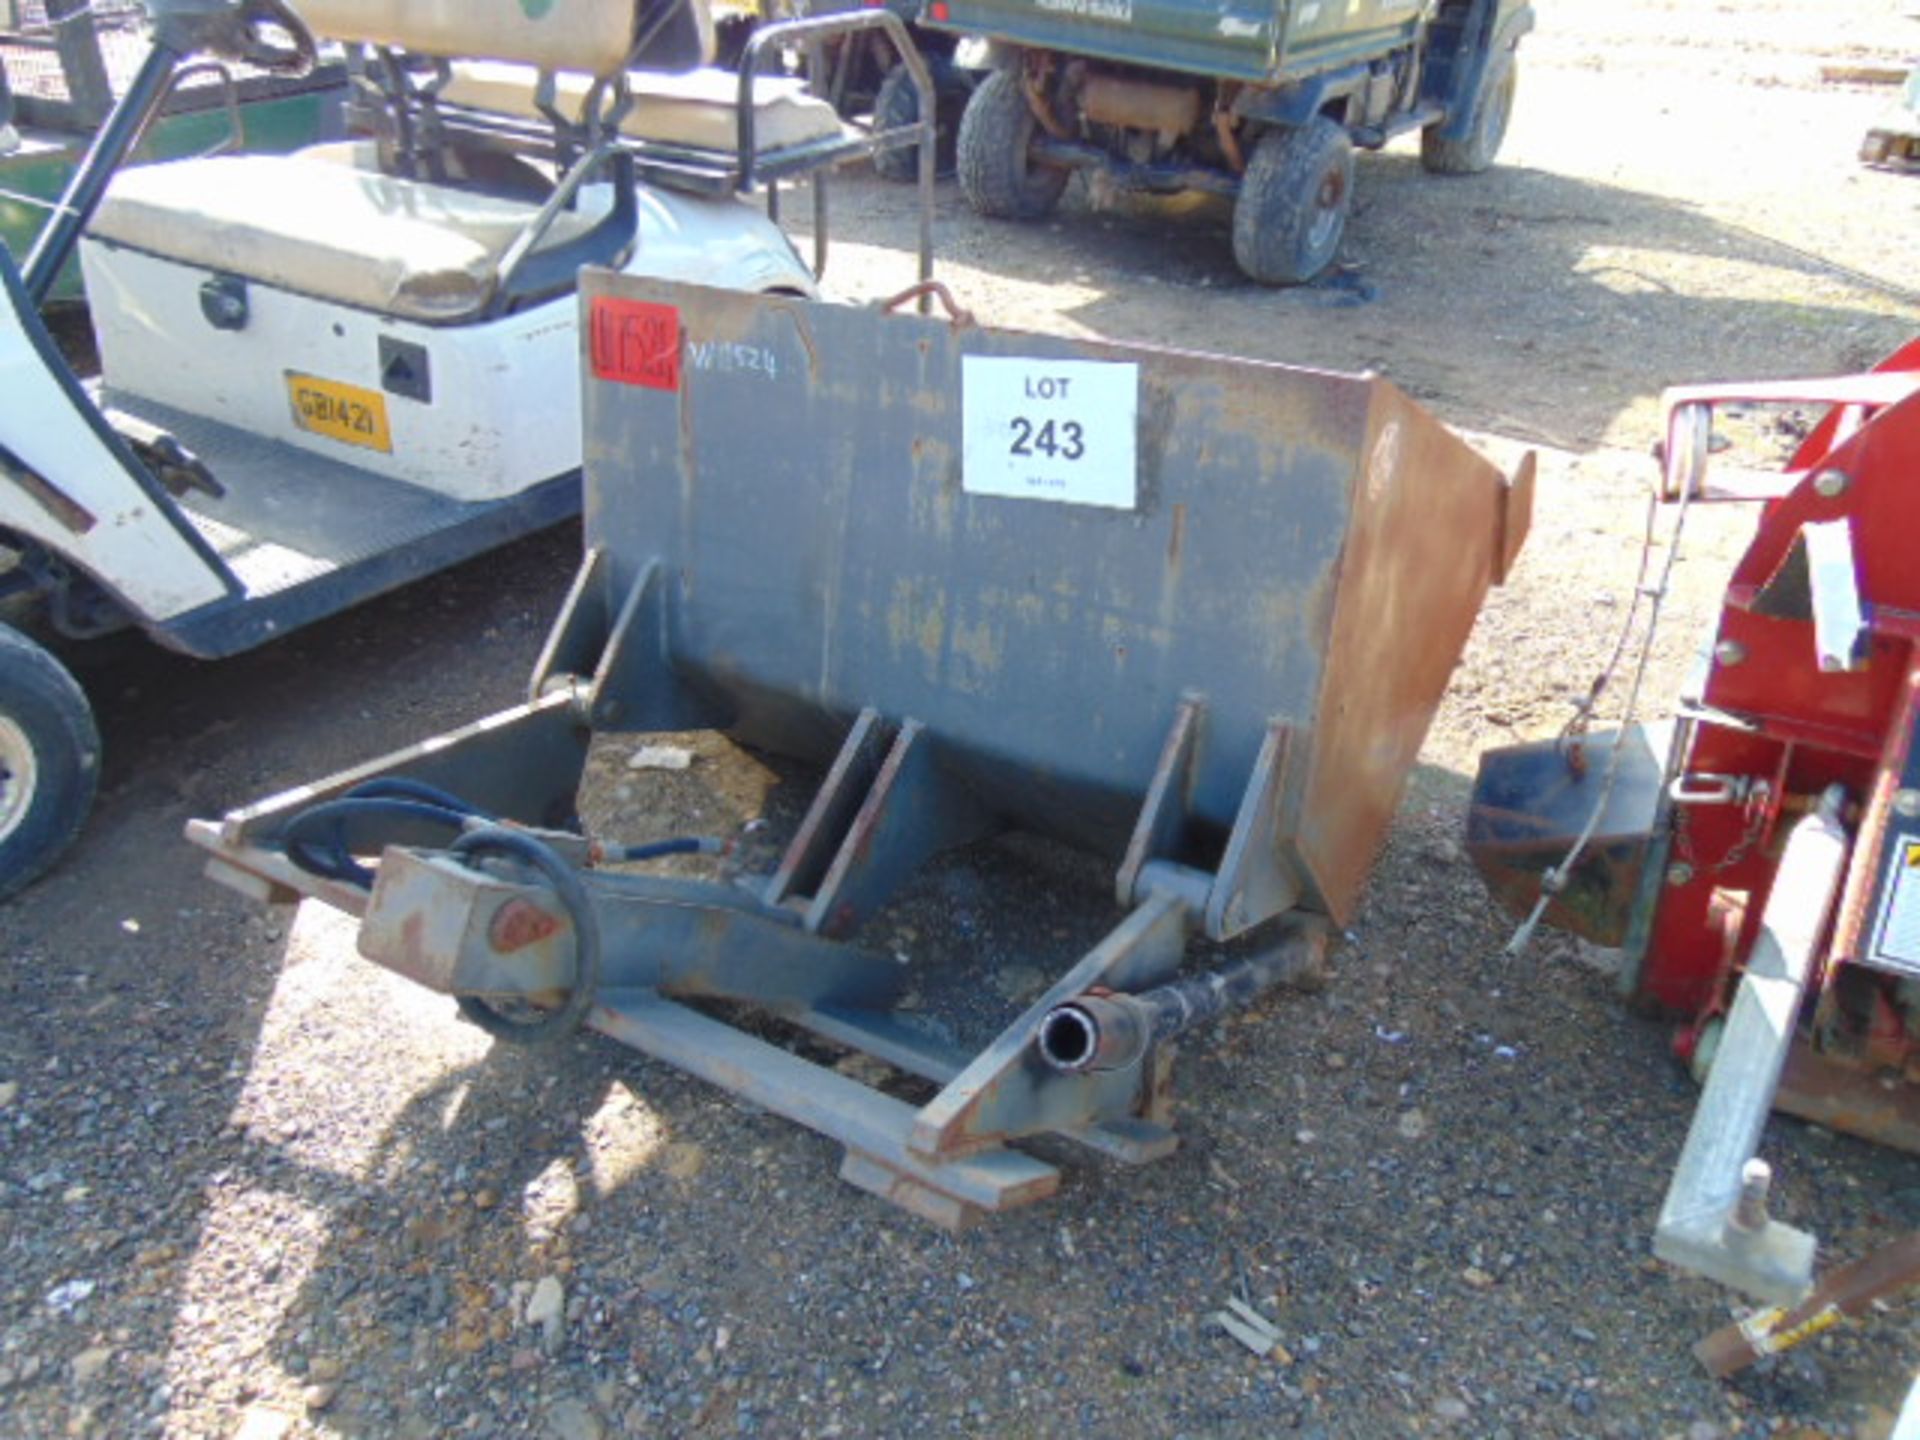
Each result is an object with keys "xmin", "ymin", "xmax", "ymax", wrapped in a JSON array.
[
  {"xmin": 439, "ymin": 61, "xmax": 843, "ymax": 157},
  {"xmin": 295, "ymin": 0, "xmax": 709, "ymax": 78},
  {"xmin": 85, "ymin": 0, "xmax": 716, "ymax": 322},
  {"xmin": 89, "ymin": 144, "xmax": 614, "ymax": 322},
  {"xmin": 77, "ymin": 0, "xmax": 822, "ymax": 505}
]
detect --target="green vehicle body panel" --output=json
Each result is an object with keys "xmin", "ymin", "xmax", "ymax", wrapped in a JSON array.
[
  {"xmin": 1, "ymin": 87, "xmax": 340, "ymax": 302},
  {"xmin": 930, "ymin": 0, "xmax": 1430, "ymax": 85}
]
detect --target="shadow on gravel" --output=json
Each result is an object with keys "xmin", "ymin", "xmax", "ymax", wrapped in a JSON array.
[
  {"xmin": 0, "ymin": 525, "xmax": 579, "ymax": 1436},
  {"xmin": 9, "ymin": 628, "xmax": 1916, "ymax": 1438},
  {"xmin": 1066, "ymin": 152, "xmax": 1915, "ymax": 446},
  {"xmin": 180, "ymin": 763, "xmax": 1920, "ymax": 1434}
]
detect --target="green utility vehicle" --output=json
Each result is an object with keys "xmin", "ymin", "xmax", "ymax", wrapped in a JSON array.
[{"xmin": 929, "ymin": 0, "xmax": 1532, "ymax": 284}]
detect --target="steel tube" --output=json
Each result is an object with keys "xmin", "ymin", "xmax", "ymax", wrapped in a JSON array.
[
  {"xmin": 1037, "ymin": 925, "xmax": 1327, "ymax": 1073},
  {"xmin": 24, "ymin": 40, "xmax": 182, "ymax": 304}
]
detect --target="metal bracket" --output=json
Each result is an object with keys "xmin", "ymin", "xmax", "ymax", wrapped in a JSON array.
[
  {"xmin": 1802, "ymin": 519, "xmax": 1869, "ymax": 674},
  {"xmin": 812, "ymin": 721, "xmax": 990, "ymax": 937},
  {"xmin": 194, "ymin": 689, "xmax": 593, "ymax": 861},
  {"xmin": 1117, "ymin": 695, "xmax": 1207, "ymax": 910},
  {"xmin": 765, "ymin": 707, "xmax": 896, "ymax": 911},
  {"xmin": 908, "ymin": 889, "xmax": 1193, "ymax": 1160},
  {"xmin": 1116, "ymin": 702, "xmax": 1305, "ymax": 940},
  {"xmin": 764, "ymin": 714, "xmax": 998, "ymax": 940},
  {"xmin": 528, "ymin": 546, "xmax": 615, "ymax": 702},
  {"xmin": 1207, "ymin": 720, "xmax": 1304, "ymax": 940},
  {"xmin": 529, "ymin": 551, "xmax": 718, "ymax": 732}
]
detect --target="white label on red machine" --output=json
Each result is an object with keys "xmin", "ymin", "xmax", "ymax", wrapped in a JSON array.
[
  {"xmin": 1871, "ymin": 837, "xmax": 1920, "ymax": 978},
  {"xmin": 961, "ymin": 357, "xmax": 1139, "ymax": 510}
]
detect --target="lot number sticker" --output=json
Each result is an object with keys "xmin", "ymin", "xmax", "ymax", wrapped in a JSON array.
[{"xmin": 962, "ymin": 357, "xmax": 1138, "ymax": 509}]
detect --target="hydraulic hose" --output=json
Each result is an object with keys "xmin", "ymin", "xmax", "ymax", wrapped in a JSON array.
[
  {"xmin": 281, "ymin": 795, "xmax": 474, "ymax": 887},
  {"xmin": 615, "ymin": 836, "xmax": 723, "ymax": 862},
  {"xmin": 449, "ymin": 825, "xmax": 604, "ymax": 1047},
  {"xmin": 276, "ymin": 780, "xmax": 717, "ymax": 1044}
]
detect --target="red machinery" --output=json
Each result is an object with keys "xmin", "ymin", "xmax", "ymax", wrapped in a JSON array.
[{"xmin": 1470, "ymin": 341, "xmax": 1920, "ymax": 1304}]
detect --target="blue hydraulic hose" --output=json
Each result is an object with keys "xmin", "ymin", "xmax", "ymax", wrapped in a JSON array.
[
  {"xmin": 618, "ymin": 837, "xmax": 723, "ymax": 861},
  {"xmin": 343, "ymin": 777, "xmax": 495, "ymax": 818},
  {"xmin": 282, "ymin": 796, "xmax": 472, "ymax": 888},
  {"xmin": 281, "ymin": 778, "xmax": 720, "ymax": 886}
]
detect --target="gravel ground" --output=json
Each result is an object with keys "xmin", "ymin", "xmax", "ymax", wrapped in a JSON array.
[{"xmin": 5, "ymin": 3, "xmax": 1920, "ymax": 1438}]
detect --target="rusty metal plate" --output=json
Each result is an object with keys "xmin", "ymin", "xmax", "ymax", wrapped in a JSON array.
[{"xmin": 579, "ymin": 274, "xmax": 1519, "ymax": 923}]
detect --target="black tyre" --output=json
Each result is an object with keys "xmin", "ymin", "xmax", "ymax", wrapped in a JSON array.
[
  {"xmin": 1421, "ymin": 48, "xmax": 1517, "ymax": 175},
  {"xmin": 879, "ymin": 60, "xmax": 952, "ymax": 183},
  {"xmin": 0, "ymin": 624, "xmax": 99, "ymax": 901},
  {"xmin": 1231, "ymin": 116, "xmax": 1355, "ymax": 286},
  {"xmin": 956, "ymin": 66, "xmax": 1068, "ymax": 221}
]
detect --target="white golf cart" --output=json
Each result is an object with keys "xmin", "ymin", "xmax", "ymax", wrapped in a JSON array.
[{"xmin": 0, "ymin": 0, "xmax": 937, "ymax": 898}]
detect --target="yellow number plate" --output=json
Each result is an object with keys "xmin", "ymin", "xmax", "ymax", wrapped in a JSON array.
[{"xmin": 286, "ymin": 373, "xmax": 392, "ymax": 454}]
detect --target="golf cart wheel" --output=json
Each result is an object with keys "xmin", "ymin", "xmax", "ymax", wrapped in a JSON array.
[
  {"xmin": 873, "ymin": 60, "xmax": 951, "ymax": 182},
  {"xmin": 957, "ymin": 67, "xmax": 1069, "ymax": 220},
  {"xmin": 1231, "ymin": 117, "xmax": 1355, "ymax": 286},
  {"xmin": 0, "ymin": 624, "xmax": 99, "ymax": 901},
  {"xmin": 1421, "ymin": 48, "xmax": 1517, "ymax": 175}
]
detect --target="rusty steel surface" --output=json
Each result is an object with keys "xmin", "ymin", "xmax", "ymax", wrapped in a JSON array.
[
  {"xmin": 579, "ymin": 273, "xmax": 1526, "ymax": 927},
  {"xmin": 1775, "ymin": 1041, "xmax": 1920, "ymax": 1155}
]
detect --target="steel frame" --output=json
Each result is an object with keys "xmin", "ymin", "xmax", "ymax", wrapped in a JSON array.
[
  {"xmin": 191, "ymin": 279, "xmax": 1523, "ymax": 1226},
  {"xmin": 190, "ymin": 554, "xmax": 1338, "ymax": 1224}
]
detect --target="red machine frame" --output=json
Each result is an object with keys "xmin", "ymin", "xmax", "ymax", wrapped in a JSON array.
[
  {"xmin": 1642, "ymin": 342, "xmax": 1920, "ymax": 1149},
  {"xmin": 1470, "ymin": 340, "xmax": 1920, "ymax": 1306}
]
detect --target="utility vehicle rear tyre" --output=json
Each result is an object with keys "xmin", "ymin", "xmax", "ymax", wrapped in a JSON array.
[
  {"xmin": 1421, "ymin": 48, "xmax": 1517, "ymax": 175},
  {"xmin": 956, "ymin": 67, "xmax": 1069, "ymax": 220},
  {"xmin": 873, "ymin": 60, "xmax": 957, "ymax": 182},
  {"xmin": 0, "ymin": 624, "xmax": 98, "ymax": 901},
  {"xmin": 1231, "ymin": 117, "xmax": 1354, "ymax": 286}
]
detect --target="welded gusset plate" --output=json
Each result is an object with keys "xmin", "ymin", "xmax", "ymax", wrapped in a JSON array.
[
  {"xmin": 201, "ymin": 688, "xmax": 594, "ymax": 854},
  {"xmin": 1466, "ymin": 724, "xmax": 1668, "ymax": 947},
  {"xmin": 577, "ymin": 274, "xmax": 1525, "ymax": 924}
]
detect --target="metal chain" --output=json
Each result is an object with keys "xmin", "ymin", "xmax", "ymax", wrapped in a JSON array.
[
  {"xmin": 1672, "ymin": 781, "xmax": 1769, "ymax": 876},
  {"xmin": 1716, "ymin": 798, "xmax": 1768, "ymax": 874}
]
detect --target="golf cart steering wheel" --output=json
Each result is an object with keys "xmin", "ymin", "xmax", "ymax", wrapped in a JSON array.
[{"xmin": 231, "ymin": 0, "xmax": 317, "ymax": 75}]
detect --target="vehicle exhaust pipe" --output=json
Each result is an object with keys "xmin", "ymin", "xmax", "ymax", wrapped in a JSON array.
[{"xmin": 1037, "ymin": 923, "xmax": 1329, "ymax": 1073}]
